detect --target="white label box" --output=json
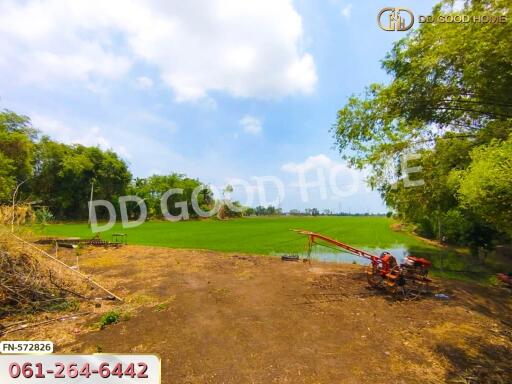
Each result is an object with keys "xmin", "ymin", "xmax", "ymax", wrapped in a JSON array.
[
  {"xmin": 0, "ymin": 342, "xmax": 53, "ymax": 354},
  {"xmin": 0, "ymin": 354, "xmax": 161, "ymax": 383}
]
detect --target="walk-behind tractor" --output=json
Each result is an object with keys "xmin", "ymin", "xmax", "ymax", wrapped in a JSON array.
[{"xmin": 293, "ymin": 230, "xmax": 432, "ymax": 300}]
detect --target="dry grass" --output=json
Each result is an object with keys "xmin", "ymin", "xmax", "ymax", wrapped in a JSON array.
[
  {"xmin": 0, "ymin": 205, "xmax": 35, "ymax": 226},
  {"xmin": 0, "ymin": 228, "xmax": 93, "ymax": 320}
]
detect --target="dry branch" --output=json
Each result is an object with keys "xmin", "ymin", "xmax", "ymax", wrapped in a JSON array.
[
  {"xmin": 2, "ymin": 312, "xmax": 92, "ymax": 336},
  {"xmin": 10, "ymin": 234, "xmax": 123, "ymax": 302}
]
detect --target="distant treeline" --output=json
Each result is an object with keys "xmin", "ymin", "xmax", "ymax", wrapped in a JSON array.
[{"xmin": 286, "ymin": 209, "xmax": 386, "ymax": 217}]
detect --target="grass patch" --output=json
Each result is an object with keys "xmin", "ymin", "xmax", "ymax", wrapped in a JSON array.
[
  {"xmin": 153, "ymin": 296, "xmax": 176, "ymax": 312},
  {"xmin": 47, "ymin": 299, "xmax": 80, "ymax": 313},
  {"xmin": 37, "ymin": 217, "xmax": 511, "ymax": 284},
  {"xmin": 126, "ymin": 293, "xmax": 160, "ymax": 306},
  {"xmin": 154, "ymin": 303, "xmax": 168, "ymax": 312},
  {"xmin": 98, "ymin": 310, "xmax": 121, "ymax": 329},
  {"xmin": 79, "ymin": 254, "xmax": 123, "ymax": 268},
  {"xmin": 409, "ymin": 245, "xmax": 509, "ymax": 284}
]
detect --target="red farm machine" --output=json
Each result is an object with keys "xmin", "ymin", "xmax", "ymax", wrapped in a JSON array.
[{"xmin": 293, "ymin": 229, "xmax": 433, "ymax": 299}]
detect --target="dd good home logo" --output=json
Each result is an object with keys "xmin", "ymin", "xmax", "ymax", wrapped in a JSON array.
[{"xmin": 377, "ymin": 7, "xmax": 414, "ymax": 31}]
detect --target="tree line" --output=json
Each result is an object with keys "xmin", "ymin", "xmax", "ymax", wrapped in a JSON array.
[
  {"xmin": 0, "ymin": 111, "xmax": 351, "ymax": 222},
  {"xmin": 0, "ymin": 110, "xmax": 214, "ymax": 220},
  {"xmin": 333, "ymin": 0, "xmax": 511, "ymax": 249}
]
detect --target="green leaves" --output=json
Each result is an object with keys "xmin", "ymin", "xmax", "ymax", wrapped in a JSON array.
[
  {"xmin": 455, "ymin": 136, "xmax": 512, "ymax": 236},
  {"xmin": 0, "ymin": 151, "xmax": 15, "ymax": 200},
  {"xmin": 128, "ymin": 174, "xmax": 213, "ymax": 219},
  {"xmin": 0, "ymin": 109, "xmax": 36, "ymax": 189},
  {"xmin": 33, "ymin": 139, "xmax": 132, "ymax": 219},
  {"xmin": 333, "ymin": 0, "xmax": 512, "ymax": 245}
]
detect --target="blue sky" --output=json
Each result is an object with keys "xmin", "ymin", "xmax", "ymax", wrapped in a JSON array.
[{"xmin": 0, "ymin": 0, "xmax": 440, "ymax": 213}]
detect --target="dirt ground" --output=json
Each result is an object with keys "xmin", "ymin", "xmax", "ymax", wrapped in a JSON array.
[{"xmin": 4, "ymin": 245, "xmax": 512, "ymax": 383}]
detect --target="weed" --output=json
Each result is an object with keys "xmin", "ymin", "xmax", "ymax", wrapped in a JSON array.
[
  {"xmin": 154, "ymin": 303, "xmax": 168, "ymax": 312},
  {"xmin": 98, "ymin": 310, "xmax": 121, "ymax": 329},
  {"xmin": 48, "ymin": 299, "xmax": 80, "ymax": 312}
]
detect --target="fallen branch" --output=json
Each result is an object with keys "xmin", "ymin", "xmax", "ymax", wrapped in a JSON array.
[{"xmin": 2, "ymin": 312, "xmax": 92, "ymax": 336}]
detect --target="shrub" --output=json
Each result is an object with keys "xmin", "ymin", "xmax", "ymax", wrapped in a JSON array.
[{"xmin": 99, "ymin": 310, "xmax": 121, "ymax": 329}]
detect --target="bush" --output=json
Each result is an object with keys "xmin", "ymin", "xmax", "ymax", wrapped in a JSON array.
[
  {"xmin": 98, "ymin": 310, "xmax": 121, "ymax": 329},
  {"xmin": 35, "ymin": 207, "xmax": 53, "ymax": 226}
]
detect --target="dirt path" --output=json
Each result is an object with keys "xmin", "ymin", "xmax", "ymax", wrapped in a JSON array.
[{"xmin": 8, "ymin": 246, "xmax": 512, "ymax": 383}]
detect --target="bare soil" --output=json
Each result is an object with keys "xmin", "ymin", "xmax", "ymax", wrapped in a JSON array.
[{"xmin": 4, "ymin": 245, "xmax": 512, "ymax": 383}]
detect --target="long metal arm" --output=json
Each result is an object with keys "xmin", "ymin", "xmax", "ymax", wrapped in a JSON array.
[{"xmin": 291, "ymin": 229, "xmax": 379, "ymax": 262}]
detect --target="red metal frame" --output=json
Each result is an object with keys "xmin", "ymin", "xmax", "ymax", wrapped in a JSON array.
[
  {"xmin": 292, "ymin": 229, "xmax": 432, "ymax": 293},
  {"xmin": 292, "ymin": 229, "xmax": 380, "ymax": 264}
]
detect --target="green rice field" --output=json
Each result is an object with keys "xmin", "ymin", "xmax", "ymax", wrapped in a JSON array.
[
  {"xmin": 37, "ymin": 216, "xmax": 510, "ymax": 283},
  {"xmin": 40, "ymin": 216, "xmax": 425, "ymax": 254}
]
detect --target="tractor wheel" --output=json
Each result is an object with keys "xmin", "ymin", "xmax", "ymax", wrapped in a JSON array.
[
  {"xmin": 386, "ymin": 265, "xmax": 402, "ymax": 296},
  {"xmin": 366, "ymin": 264, "xmax": 383, "ymax": 288}
]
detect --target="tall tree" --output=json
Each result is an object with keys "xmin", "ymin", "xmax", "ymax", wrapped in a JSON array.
[
  {"xmin": 0, "ymin": 152, "xmax": 15, "ymax": 201},
  {"xmin": 0, "ymin": 110, "xmax": 37, "ymax": 201},
  {"xmin": 451, "ymin": 136, "xmax": 512, "ymax": 237},
  {"xmin": 333, "ymin": 0, "xmax": 511, "ymax": 245},
  {"xmin": 34, "ymin": 138, "xmax": 132, "ymax": 219},
  {"xmin": 128, "ymin": 174, "xmax": 213, "ymax": 219}
]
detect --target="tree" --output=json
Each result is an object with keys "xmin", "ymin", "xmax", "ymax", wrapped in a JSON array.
[
  {"xmin": 333, "ymin": 0, "xmax": 511, "ymax": 185},
  {"xmin": 252, "ymin": 205, "xmax": 281, "ymax": 216},
  {"xmin": 217, "ymin": 184, "xmax": 235, "ymax": 219},
  {"xmin": 244, "ymin": 207, "xmax": 255, "ymax": 216},
  {"xmin": 128, "ymin": 174, "xmax": 212, "ymax": 219},
  {"xmin": 452, "ymin": 137, "xmax": 512, "ymax": 237},
  {"xmin": 34, "ymin": 138, "xmax": 132, "ymax": 219},
  {"xmin": 333, "ymin": 0, "xmax": 512, "ymax": 245},
  {"xmin": 0, "ymin": 109, "xmax": 221, "ymax": 221},
  {"xmin": 0, "ymin": 152, "xmax": 15, "ymax": 201},
  {"xmin": 221, "ymin": 200, "xmax": 246, "ymax": 219},
  {"xmin": 0, "ymin": 110, "xmax": 37, "ymax": 201}
]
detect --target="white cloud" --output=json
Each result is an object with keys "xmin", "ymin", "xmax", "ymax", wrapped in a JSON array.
[
  {"xmin": 0, "ymin": 1, "xmax": 132, "ymax": 86},
  {"xmin": 340, "ymin": 4, "xmax": 352, "ymax": 19},
  {"xmin": 0, "ymin": 0, "xmax": 317, "ymax": 101},
  {"xmin": 281, "ymin": 154, "xmax": 370, "ymax": 196},
  {"xmin": 31, "ymin": 114, "xmax": 131, "ymax": 158},
  {"xmin": 136, "ymin": 76, "xmax": 154, "ymax": 90},
  {"xmin": 239, "ymin": 115, "xmax": 262, "ymax": 135},
  {"xmin": 136, "ymin": 111, "xmax": 178, "ymax": 134},
  {"xmin": 282, "ymin": 154, "xmax": 335, "ymax": 173},
  {"xmin": 30, "ymin": 113, "xmax": 199, "ymax": 178}
]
